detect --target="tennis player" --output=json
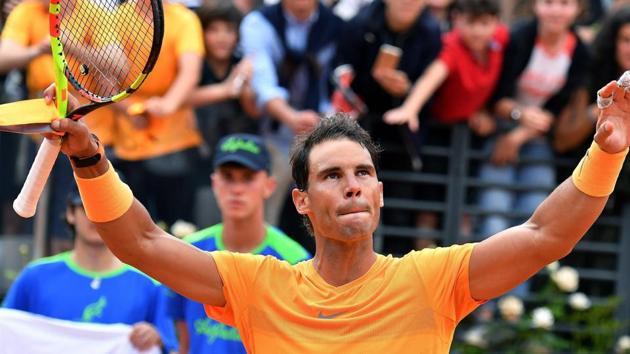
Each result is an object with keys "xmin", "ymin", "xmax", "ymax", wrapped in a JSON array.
[{"xmin": 44, "ymin": 78, "xmax": 630, "ymax": 353}]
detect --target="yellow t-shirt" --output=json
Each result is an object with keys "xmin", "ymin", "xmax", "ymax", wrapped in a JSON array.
[
  {"xmin": 1, "ymin": 1, "xmax": 52, "ymax": 94},
  {"xmin": 205, "ymin": 244, "xmax": 483, "ymax": 353},
  {"xmin": 113, "ymin": 3, "xmax": 204, "ymax": 160},
  {"xmin": 0, "ymin": 0, "xmax": 116, "ymax": 145}
]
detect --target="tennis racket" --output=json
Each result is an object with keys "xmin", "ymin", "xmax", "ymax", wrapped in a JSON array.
[{"xmin": 9, "ymin": 0, "xmax": 164, "ymax": 218}]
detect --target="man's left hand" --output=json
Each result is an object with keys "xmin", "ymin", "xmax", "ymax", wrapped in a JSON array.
[{"xmin": 595, "ymin": 80, "xmax": 630, "ymax": 153}]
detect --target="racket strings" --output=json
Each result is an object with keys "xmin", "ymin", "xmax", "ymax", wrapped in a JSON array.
[{"xmin": 59, "ymin": 0, "xmax": 155, "ymax": 99}]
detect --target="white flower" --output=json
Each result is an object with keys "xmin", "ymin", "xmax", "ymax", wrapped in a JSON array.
[
  {"xmin": 546, "ymin": 261, "xmax": 560, "ymax": 273},
  {"xmin": 170, "ymin": 220, "xmax": 197, "ymax": 238},
  {"xmin": 463, "ymin": 326, "xmax": 488, "ymax": 348},
  {"xmin": 531, "ymin": 307, "xmax": 554, "ymax": 330},
  {"xmin": 498, "ymin": 295, "xmax": 524, "ymax": 322},
  {"xmin": 551, "ymin": 266, "xmax": 579, "ymax": 292},
  {"xmin": 616, "ymin": 335, "xmax": 630, "ymax": 353},
  {"xmin": 568, "ymin": 292, "xmax": 591, "ymax": 311}
]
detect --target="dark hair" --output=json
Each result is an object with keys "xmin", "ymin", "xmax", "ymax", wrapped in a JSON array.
[
  {"xmin": 196, "ymin": 0, "xmax": 243, "ymax": 30},
  {"xmin": 64, "ymin": 188, "xmax": 83, "ymax": 238},
  {"xmin": 290, "ymin": 113, "xmax": 382, "ymax": 191},
  {"xmin": 452, "ymin": 0, "xmax": 499, "ymax": 18},
  {"xmin": 590, "ymin": 6, "xmax": 630, "ymax": 97}
]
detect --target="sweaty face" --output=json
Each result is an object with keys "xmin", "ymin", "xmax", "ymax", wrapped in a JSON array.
[
  {"xmin": 212, "ymin": 165, "xmax": 274, "ymax": 221},
  {"xmin": 534, "ymin": 0, "xmax": 580, "ymax": 36},
  {"xmin": 204, "ymin": 20, "xmax": 239, "ymax": 62},
  {"xmin": 617, "ymin": 24, "xmax": 630, "ymax": 71},
  {"xmin": 293, "ymin": 139, "xmax": 383, "ymax": 242}
]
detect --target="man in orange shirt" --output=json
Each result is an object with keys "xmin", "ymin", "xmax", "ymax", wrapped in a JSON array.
[{"xmin": 47, "ymin": 78, "xmax": 630, "ymax": 352}]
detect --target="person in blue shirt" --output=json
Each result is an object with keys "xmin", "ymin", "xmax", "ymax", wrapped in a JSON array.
[
  {"xmin": 165, "ymin": 133, "xmax": 311, "ymax": 354},
  {"xmin": 2, "ymin": 188, "xmax": 178, "ymax": 353}
]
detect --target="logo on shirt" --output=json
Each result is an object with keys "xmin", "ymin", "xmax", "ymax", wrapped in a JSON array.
[
  {"xmin": 317, "ymin": 311, "xmax": 344, "ymax": 319},
  {"xmin": 81, "ymin": 296, "xmax": 107, "ymax": 322},
  {"xmin": 194, "ymin": 319, "xmax": 241, "ymax": 344}
]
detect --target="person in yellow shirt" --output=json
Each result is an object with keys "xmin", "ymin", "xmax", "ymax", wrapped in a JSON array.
[
  {"xmin": 112, "ymin": 1, "xmax": 203, "ymax": 227},
  {"xmin": 0, "ymin": 0, "xmax": 117, "ymax": 145},
  {"xmin": 46, "ymin": 77, "xmax": 630, "ymax": 353},
  {"xmin": 0, "ymin": 0, "xmax": 116, "ymax": 251}
]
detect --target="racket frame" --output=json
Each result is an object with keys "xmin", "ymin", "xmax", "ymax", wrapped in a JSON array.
[{"xmin": 13, "ymin": 0, "xmax": 164, "ymax": 218}]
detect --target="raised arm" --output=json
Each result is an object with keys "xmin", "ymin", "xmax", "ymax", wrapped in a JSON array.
[
  {"xmin": 382, "ymin": 59, "xmax": 448, "ymax": 132},
  {"xmin": 469, "ymin": 80, "xmax": 630, "ymax": 300},
  {"xmin": 0, "ymin": 39, "xmax": 49, "ymax": 74},
  {"xmin": 44, "ymin": 89, "xmax": 225, "ymax": 307}
]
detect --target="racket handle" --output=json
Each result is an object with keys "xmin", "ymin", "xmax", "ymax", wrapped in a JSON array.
[{"xmin": 13, "ymin": 138, "xmax": 62, "ymax": 218}]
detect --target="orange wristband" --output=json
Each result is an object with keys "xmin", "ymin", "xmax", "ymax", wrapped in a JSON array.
[
  {"xmin": 74, "ymin": 162, "xmax": 134, "ymax": 222},
  {"xmin": 572, "ymin": 141, "xmax": 628, "ymax": 197}
]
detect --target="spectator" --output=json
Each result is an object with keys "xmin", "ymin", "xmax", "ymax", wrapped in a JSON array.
[
  {"xmin": 113, "ymin": 0, "xmax": 204, "ymax": 227},
  {"xmin": 186, "ymin": 0, "xmax": 259, "ymax": 188},
  {"xmin": 479, "ymin": 0, "xmax": 590, "ymax": 294},
  {"xmin": 1, "ymin": 188, "xmax": 178, "ymax": 353},
  {"xmin": 383, "ymin": 0, "xmax": 507, "ymax": 247},
  {"xmin": 428, "ymin": 0, "xmax": 454, "ymax": 31},
  {"xmin": 548, "ymin": 4, "xmax": 629, "ymax": 154},
  {"xmin": 0, "ymin": 0, "xmax": 26, "ymax": 235},
  {"xmin": 385, "ymin": 0, "xmax": 505, "ymax": 141},
  {"xmin": 0, "ymin": 0, "xmax": 116, "ymax": 251},
  {"xmin": 239, "ymin": 0, "xmax": 342, "ymax": 228},
  {"xmin": 165, "ymin": 133, "xmax": 310, "ymax": 354},
  {"xmin": 589, "ymin": 6, "xmax": 630, "ymax": 197},
  {"xmin": 334, "ymin": 0, "xmax": 442, "ymax": 254}
]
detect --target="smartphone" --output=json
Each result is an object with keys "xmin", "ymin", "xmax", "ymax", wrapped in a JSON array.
[{"xmin": 371, "ymin": 44, "xmax": 402, "ymax": 76}]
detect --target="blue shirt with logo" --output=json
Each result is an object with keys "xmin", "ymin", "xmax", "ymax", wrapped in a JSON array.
[
  {"xmin": 165, "ymin": 223, "xmax": 311, "ymax": 354},
  {"xmin": 2, "ymin": 252, "xmax": 177, "ymax": 352}
]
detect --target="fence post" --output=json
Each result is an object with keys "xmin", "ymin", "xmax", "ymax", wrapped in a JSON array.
[{"xmin": 443, "ymin": 125, "xmax": 470, "ymax": 245}]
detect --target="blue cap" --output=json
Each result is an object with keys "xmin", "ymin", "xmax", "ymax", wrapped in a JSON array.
[{"xmin": 213, "ymin": 134, "xmax": 271, "ymax": 173}]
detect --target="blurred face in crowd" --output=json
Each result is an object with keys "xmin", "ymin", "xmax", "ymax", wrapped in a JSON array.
[
  {"xmin": 212, "ymin": 164, "xmax": 276, "ymax": 221},
  {"xmin": 204, "ymin": 20, "xmax": 239, "ymax": 62},
  {"xmin": 66, "ymin": 206, "xmax": 104, "ymax": 247},
  {"xmin": 282, "ymin": 0, "xmax": 318, "ymax": 22},
  {"xmin": 453, "ymin": 13, "xmax": 499, "ymax": 55},
  {"xmin": 293, "ymin": 139, "xmax": 383, "ymax": 242},
  {"xmin": 617, "ymin": 23, "xmax": 630, "ymax": 71},
  {"xmin": 534, "ymin": 0, "xmax": 581, "ymax": 36},
  {"xmin": 384, "ymin": 0, "xmax": 426, "ymax": 32},
  {"xmin": 232, "ymin": 0, "xmax": 256, "ymax": 14}
]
